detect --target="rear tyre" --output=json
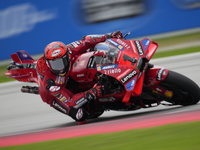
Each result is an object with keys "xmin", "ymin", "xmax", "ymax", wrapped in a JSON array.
[{"xmin": 161, "ymin": 70, "xmax": 200, "ymax": 106}]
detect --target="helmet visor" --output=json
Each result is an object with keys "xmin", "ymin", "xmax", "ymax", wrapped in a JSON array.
[
  {"xmin": 48, "ymin": 55, "xmax": 69, "ymax": 74},
  {"xmin": 49, "ymin": 58, "xmax": 65, "ymax": 71}
]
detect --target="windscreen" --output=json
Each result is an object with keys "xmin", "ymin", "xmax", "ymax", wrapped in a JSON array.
[{"xmin": 94, "ymin": 42, "xmax": 120, "ymax": 67}]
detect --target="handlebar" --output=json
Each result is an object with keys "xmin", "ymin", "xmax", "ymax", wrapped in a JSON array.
[{"xmin": 123, "ymin": 32, "xmax": 131, "ymax": 39}]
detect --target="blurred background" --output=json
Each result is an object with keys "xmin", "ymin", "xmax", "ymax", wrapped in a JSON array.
[
  {"xmin": 0, "ymin": 1, "xmax": 200, "ymax": 148},
  {"xmin": 0, "ymin": 0, "xmax": 200, "ymax": 61}
]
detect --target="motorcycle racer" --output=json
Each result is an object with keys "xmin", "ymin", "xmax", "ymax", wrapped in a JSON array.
[{"xmin": 36, "ymin": 31, "xmax": 123, "ymax": 124}]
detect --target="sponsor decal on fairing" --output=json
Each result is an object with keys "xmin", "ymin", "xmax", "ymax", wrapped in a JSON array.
[
  {"xmin": 104, "ymin": 68, "xmax": 121, "ymax": 75},
  {"xmin": 107, "ymin": 39, "xmax": 124, "ymax": 50},
  {"xmin": 141, "ymin": 39, "xmax": 150, "ymax": 51},
  {"xmin": 134, "ymin": 40, "xmax": 144, "ymax": 55},
  {"xmin": 107, "ymin": 39, "xmax": 118, "ymax": 46},
  {"xmin": 96, "ymin": 64, "xmax": 118, "ymax": 71},
  {"xmin": 17, "ymin": 51, "xmax": 33, "ymax": 61},
  {"xmin": 120, "ymin": 70, "xmax": 137, "ymax": 84},
  {"xmin": 126, "ymin": 78, "xmax": 136, "ymax": 90},
  {"xmin": 157, "ymin": 68, "xmax": 165, "ymax": 81},
  {"xmin": 117, "ymin": 39, "xmax": 131, "ymax": 50}
]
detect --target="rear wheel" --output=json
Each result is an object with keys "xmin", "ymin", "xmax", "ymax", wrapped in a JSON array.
[{"xmin": 160, "ymin": 70, "xmax": 200, "ymax": 106}]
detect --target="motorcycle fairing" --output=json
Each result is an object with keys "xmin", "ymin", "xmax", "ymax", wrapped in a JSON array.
[
  {"xmin": 70, "ymin": 51, "xmax": 98, "ymax": 85},
  {"xmin": 94, "ymin": 39, "xmax": 149, "ymax": 102},
  {"xmin": 145, "ymin": 66, "xmax": 170, "ymax": 96},
  {"xmin": 125, "ymin": 78, "xmax": 136, "ymax": 91},
  {"xmin": 6, "ymin": 68, "xmax": 38, "ymax": 83},
  {"xmin": 122, "ymin": 72, "xmax": 145, "ymax": 102},
  {"xmin": 145, "ymin": 66, "xmax": 169, "ymax": 84},
  {"xmin": 95, "ymin": 90, "xmax": 126, "ymax": 103},
  {"xmin": 144, "ymin": 39, "xmax": 158, "ymax": 61},
  {"xmin": 141, "ymin": 38, "xmax": 151, "ymax": 51},
  {"xmin": 5, "ymin": 51, "xmax": 38, "ymax": 83},
  {"xmin": 96, "ymin": 64, "xmax": 119, "ymax": 71},
  {"xmin": 11, "ymin": 51, "xmax": 36, "ymax": 64}
]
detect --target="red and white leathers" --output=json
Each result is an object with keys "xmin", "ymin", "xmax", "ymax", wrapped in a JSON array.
[{"xmin": 36, "ymin": 31, "xmax": 123, "ymax": 124}]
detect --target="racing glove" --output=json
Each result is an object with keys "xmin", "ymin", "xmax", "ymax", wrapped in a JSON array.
[
  {"xmin": 85, "ymin": 85, "xmax": 104, "ymax": 101},
  {"xmin": 105, "ymin": 30, "xmax": 123, "ymax": 39}
]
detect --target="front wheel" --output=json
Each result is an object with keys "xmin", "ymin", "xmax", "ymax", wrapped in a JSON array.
[{"xmin": 160, "ymin": 70, "xmax": 200, "ymax": 106}]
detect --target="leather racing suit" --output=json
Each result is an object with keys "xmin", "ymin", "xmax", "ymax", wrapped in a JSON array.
[{"xmin": 36, "ymin": 31, "xmax": 123, "ymax": 124}]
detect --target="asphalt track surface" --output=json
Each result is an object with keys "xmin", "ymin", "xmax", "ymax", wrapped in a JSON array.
[{"xmin": 0, "ymin": 52, "xmax": 200, "ymax": 147}]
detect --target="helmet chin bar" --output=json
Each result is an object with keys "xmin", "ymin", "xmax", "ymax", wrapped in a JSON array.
[{"xmin": 59, "ymin": 72, "xmax": 67, "ymax": 76}]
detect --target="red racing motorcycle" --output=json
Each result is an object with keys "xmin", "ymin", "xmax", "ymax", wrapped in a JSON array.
[{"xmin": 5, "ymin": 34, "xmax": 200, "ymax": 119}]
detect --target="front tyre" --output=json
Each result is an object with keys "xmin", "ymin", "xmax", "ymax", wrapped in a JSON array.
[{"xmin": 161, "ymin": 70, "xmax": 200, "ymax": 106}]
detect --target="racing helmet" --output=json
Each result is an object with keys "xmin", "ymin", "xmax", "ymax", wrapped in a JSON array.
[{"xmin": 44, "ymin": 41, "xmax": 71, "ymax": 76}]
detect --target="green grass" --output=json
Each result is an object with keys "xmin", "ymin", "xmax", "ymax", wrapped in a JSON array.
[
  {"xmin": 0, "ymin": 65, "xmax": 15, "ymax": 83},
  {"xmin": 2, "ymin": 121, "xmax": 200, "ymax": 150},
  {"xmin": 152, "ymin": 45, "xmax": 200, "ymax": 59},
  {"xmin": 153, "ymin": 31, "xmax": 200, "ymax": 48}
]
